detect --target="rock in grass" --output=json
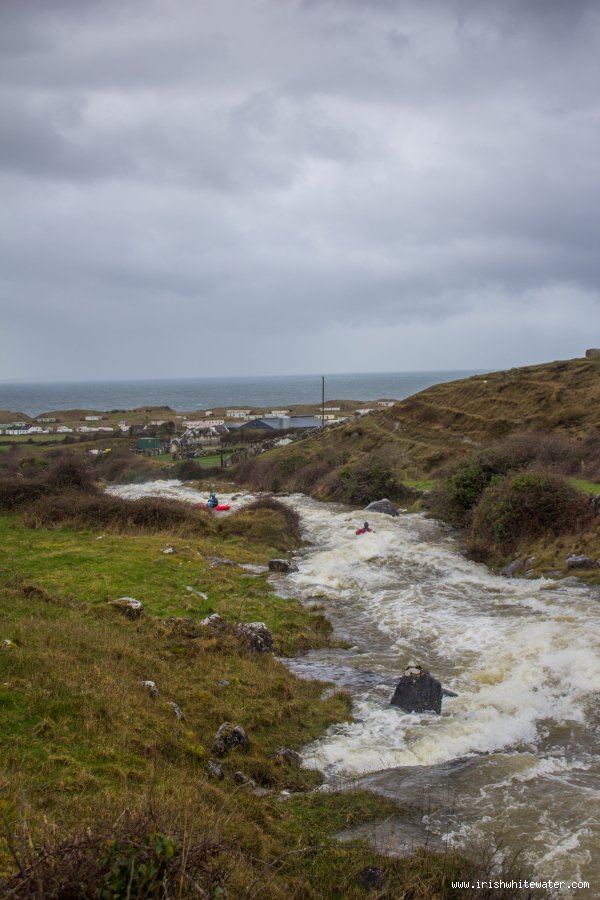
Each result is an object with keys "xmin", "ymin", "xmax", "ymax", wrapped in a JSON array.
[
  {"xmin": 233, "ymin": 771, "xmax": 256, "ymax": 787},
  {"xmin": 213, "ymin": 723, "xmax": 249, "ymax": 756},
  {"xmin": 274, "ymin": 748, "xmax": 301, "ymax": 767},
  {"xmin": 358, "ymin": 866, "xmax": 388, "ymax": 889},
  {"xmin": 141, "ymin": 680, "xmax": 159, "ymax": 699},
  {"xmin": 566, "ymin": 554, "xmax": 597, "ymax": 569},
  {"xmin": 1, "ymin": 639, "xmax": 16, "ymax": 650},
  {"xmin": 390, "ymin": 661, "xmax": 443, "ymax": 714},
  {"xmin": 200, "ymin": 613, "xmax": 227, "ymax": 632},
  {"xmin": 364, "ymin": 498, "xmax": 399, "ymax": 517},
  {"xmin": 169, "ymin": 702, "xmax": 184, "ymax": 720},
  {"xmin": 108, "ymin": 597, "xmax": 144, "ymax": 618},
  {"xmin": 206, "ymin": 759, "xmax": 224, "ymax": 779},
  {"xmin": 161, "ymin": 546, "xmax": 177, "ymax": 555},
  {"xmin": 235, "ymin": 622, "xmax": 273, "ymax": 653}
]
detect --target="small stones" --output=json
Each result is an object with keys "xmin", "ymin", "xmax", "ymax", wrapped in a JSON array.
[
  {"xmin": 235, "ymin": 622, "xmax": 273, "ymax": 653},
  {"xmin": 141, "ymin": 680, "xmax": 159, "ymax": 699},
  {"xmin": 358, "ymin": 866, "xmax": 388, "ymax": 890},
  {"xmin": 213, "ymin": 722, "xmax": 249, "ymax": 756},
  {"xmin": 200, "ymin": 613, "xmax": 227, "ymax": 632},
  {"xmin": 169, "ymin": 702, "xmax": 184, "ymax": 720},
  {"xmin": 206, "ymin": 759, "xmax": 224, "ymax": 780},
  {"xmin": 274, "ymin": 748, "xmax": 301, "ymax": 767},
  {"xmin": 108, "ymin": 597, "xmax": 144, "ymax": 619}
]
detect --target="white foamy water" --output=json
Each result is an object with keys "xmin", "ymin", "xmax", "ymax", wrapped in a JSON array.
[{"xmin": 108, "ymin": 482, "xmax": 600, "ymax": 887}]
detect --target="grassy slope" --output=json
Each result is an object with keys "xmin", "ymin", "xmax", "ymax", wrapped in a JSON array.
[
  {"xmin": 0, "ymin": 509, "xmax": 473, "ymax": 897},
  {"xmin": 234, "ymin": 356, "xmax": 600, "ymax": 490}
]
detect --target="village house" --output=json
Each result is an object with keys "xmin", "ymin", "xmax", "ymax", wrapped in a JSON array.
[
  {"xmin": 226, "ymin": 409, "xmax": 252, "ymax": 419},
  {"xmin": 237, "ymin": 416, "xmax": 321, "ymax": 433}
]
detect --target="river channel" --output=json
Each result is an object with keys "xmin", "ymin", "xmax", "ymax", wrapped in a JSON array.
[{"xmin": 110, "ymin": 482, "xmax": 600, "ymax": 889}]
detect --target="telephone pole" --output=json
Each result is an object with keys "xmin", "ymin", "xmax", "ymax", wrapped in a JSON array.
[{"xmin": 321, "ymin": 375, "xmax": 325, "ymax": 427}]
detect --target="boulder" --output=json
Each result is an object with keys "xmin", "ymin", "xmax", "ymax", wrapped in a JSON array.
[
  {"xmin": 213, "ymin": 722, "xmax": 249, "ymax": 756},
  {"xmin": 501, "ymin": 558, "xmax": 524, "ymax": 578},
  {"xmin": 274, "ymin": 748, "xmax": 302, "ymax": 767},
  {"xmin": 269, "ymin": 558, "xmax": 291, "ymax": 573},
  {"xmin": 206, "ymin": 759, "xmax": 224, "ymax": 779},
  {"xmin": 236, "ymin": 622, "xmax": 273, "ymax": 653},
  {"xmin": 364, "ymin": 498, "xmax": 399, "ymax": 517},
  {"xmin": 585, "ymin": 348, "xmax": 600, "ymax": 358},
  {"xmin": 141, "ymin": 680, "xmax": 159, "ymax": 699},
  {"xmin": 108, "ymin": 597, "xmax": 144, "ymax": 619},
  {"xmin": 169, "ymin": 702, "xmax": 184, "ymax": 720},
  {"xmin": 233, "ymin": 771, "xmax": 256, "ymax": 787},
  {"xmin": 566, "ymin": 554, "xmax": 597, "ymax": 570},
  {"xmin": 390, "ymin": 661, "xmax": 443, "ymax": 714},
  {"xmin": 359, "ymin": 867, "xmax": 388, "ymax": 890},
  {"xmin": 200, "ymin": 613, "xmax": 227, "ymax": 632}
]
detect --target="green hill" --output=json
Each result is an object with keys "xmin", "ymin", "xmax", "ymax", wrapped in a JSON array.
[{"xmin": 234, "ymin": 356, "xmax": 600, "ymax": 497}]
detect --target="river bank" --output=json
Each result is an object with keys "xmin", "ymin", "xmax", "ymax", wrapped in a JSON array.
[{"xmin": 109, "ymin": 481, "xmax": 600, "ymax": 894}]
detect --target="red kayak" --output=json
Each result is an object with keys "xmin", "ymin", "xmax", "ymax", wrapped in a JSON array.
[{"xmin": 196, "ymin": 503, "xmax": 231, "ymax": 511}]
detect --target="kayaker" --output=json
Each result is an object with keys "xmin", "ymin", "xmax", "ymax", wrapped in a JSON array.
[
  {"xmin": 208, "ymin": 493, "xmax": 219, "ymax": 509},
  {"xmin": 356, "ymin": 521, "xmax": 373, "ymax": 535}
]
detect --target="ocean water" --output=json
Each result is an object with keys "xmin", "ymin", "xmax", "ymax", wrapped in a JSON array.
[{"xmin": 0, "ymin": 370, "xmax": 480, "ymax": 417}]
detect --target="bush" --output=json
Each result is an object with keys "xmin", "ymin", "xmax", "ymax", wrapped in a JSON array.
[
  {"xmin": 469, "ymin": 472, "xmax": 592, "ymax": 555},
  {"xmin": 20, "ymin": 491, "xmax": 213, "ymax": 535},
  {"xmin": 0, "ymin": 478, "xmax": 50, "ymax": 511},
  {"xmin": 218, "ymin": 496, "xmax": 302, "ymax": 549},
  {"xmin": 45, "ymin": 454, "xmax": 97, "ymax": 492},
  {"xmin": 325, "ymin": 457, "xmax": 411, "ymax": 506}
]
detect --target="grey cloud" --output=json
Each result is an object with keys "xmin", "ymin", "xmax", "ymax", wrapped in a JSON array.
[{"xmin": 0, "ymin": 0, "xmax": 598, "ymax": 381}]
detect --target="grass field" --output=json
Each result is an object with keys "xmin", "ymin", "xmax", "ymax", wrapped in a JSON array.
[{"xmin": 0, "ymin": 496, "xmax": 478, "ymax": 896}]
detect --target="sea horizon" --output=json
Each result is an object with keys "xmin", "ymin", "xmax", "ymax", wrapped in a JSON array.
[{"xmin": 0, "ymin": 369, "xmax": 485, "ymax": 417}]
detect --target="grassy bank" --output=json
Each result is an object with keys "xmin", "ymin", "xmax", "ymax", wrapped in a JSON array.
[{"xmin": 0, "ymin": 463, "xmax": 485, "ymax": 897}]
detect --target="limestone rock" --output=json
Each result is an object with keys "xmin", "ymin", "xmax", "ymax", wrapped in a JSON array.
[
  {"xmin": 141, "ymin": 680, "xmax": 159, "ymax": 699},
  {"xmin": 169, "ymin": 702, "xmax": 184, "ymax": 720},
  {"xmin": 274, "ymin": 748, "xmax": 302, "ymax": 767},
  {"xmin": 108, "ymin": 597, "xmax": 144, "ymax": 619},
  {"xmin": 213, "ymin": 722, "xmax": 249, "ymax": 756},
  {"xmin": 566, "ymin": 554, "xmax": 597, "ymax": 570},
  {"xmin": 501, "ymin": 558, "xmax": 524, "ymax": 578},
  {"xmin": 235, "ymin": 622, "xmax": 273, "ymax": 653},
  {"xmin": 233, "ymin": 771, "xmax": 256, "ymax": 787},
  {"xmin": 585, "ymin": 348, "xmax": 600, "ymax": 358},
  {"xmin": 359, "ymin": 867, "xmax": 388, "ymax": 890},
  {"xmin": 200, "ymin": 613, "xmax": 227, "ymax": 632},
  {"xmin": 206, "ymin": 759, "xmax": 224, "ymax": 779},
  {"xmin": 364, "ymin": 498, "xmax": 399, "ymax": 517},
  {"xmin": 390, "ymin": 662, "xmax": 443, "ymax": 714},
  {"xmin": 161, "ymin": 546, "xmax": 177, "ymax": 555},
  {"xmin": 1, "ymin": 639, "xmax": 15, "ymax": 650}
]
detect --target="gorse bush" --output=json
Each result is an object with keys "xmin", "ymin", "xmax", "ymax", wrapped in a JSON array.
[
  {"xmin": 469, "ymin": 472, "xmax": 592, "ymax": 555},
  {"xmin": 20, "ymin": 491, "xmax": 212, "ymax": 534}
]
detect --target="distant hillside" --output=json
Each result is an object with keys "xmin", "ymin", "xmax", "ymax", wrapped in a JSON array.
[{"xmin": 233, "ymin": 356, "xmax": 600, "ymax": 495}]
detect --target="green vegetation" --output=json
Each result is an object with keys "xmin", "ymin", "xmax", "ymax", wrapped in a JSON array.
[
  {"xmin": 0, "ymin": 461, "xmax": 483, "ymax": 896},
  {"xmin": 231, "ymin": 357, "xmax": 600, "ymax": 499},
  {"xmin": 568, "ymin": 477, "xmax": 600, "ymax": 495}
]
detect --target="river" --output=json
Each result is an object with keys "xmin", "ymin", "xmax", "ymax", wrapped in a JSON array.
[{"xmin": 109, "ymin": 481, "xmax": 600, "ymax": 890}]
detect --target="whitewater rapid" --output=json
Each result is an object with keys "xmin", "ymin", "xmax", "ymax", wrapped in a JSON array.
[{"xmin": 109, "ymin": 481, "xmax": 600, "ymax": 888}]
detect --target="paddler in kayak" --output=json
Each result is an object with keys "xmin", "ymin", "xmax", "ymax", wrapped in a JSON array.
[
  {"xmin": 355, "ymin": 521, "xmax": 373, "ymax": 535},
  {"xmin": 208, "ymin": 492, "xmax": 219, "ymax": 509}
]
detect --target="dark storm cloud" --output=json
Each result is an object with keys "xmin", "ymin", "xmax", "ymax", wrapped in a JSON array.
[{"xmin": 0, "ymin": 0, "xmax": 598, "ymax": 380}]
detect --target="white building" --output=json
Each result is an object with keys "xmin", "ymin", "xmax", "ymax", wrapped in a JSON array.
[
  {"xmin": 226, "ymin": 409, "xmax": 252, "ymax": 418},
  {"xmin": 377, "ymin": 401, "xmax": 396, "ymax": 408},
  {"xmin": 185, "ymin": 419, "xmax": 225, "ymax": 428},
  {"xmin": 56, "ymin": 426, "xmax": 74, "ymax": 433},
  {"xmin": 84, "ymin": 415, "xmax": 103, "ymax": 421}
]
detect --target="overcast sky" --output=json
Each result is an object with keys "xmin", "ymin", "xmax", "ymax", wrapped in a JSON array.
[{"xmin": 1, "ymin": 0, "xmax": 598, "ymax": 382}]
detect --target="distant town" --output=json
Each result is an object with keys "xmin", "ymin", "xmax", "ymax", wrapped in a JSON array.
[{"xmin": 0, "ymin": 398, "xmax": 397, "ymax": 461}]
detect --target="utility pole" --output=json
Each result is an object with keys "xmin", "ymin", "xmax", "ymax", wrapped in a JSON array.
[{"xmin": 321, "ymin": 375, "xmax": 325, "ymax": 427}]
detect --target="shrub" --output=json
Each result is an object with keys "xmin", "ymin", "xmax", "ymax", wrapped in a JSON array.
[
  {"xmin": 430, "ymin": 451, "xmax": 519, "ymax": 526},
  {"xmin": 218, "ymin": 496, "xmax": 302, "ymax": 549},
  {"xmin": 45, "ymin": 454, "xmax": 97, "ymax": 492},
  {"xmin": 20, "ymin": 491, "xmax": 213, "ymax": 534},
  {"xmin": 0, "ymin": 478, "xmax": 50, "ymax": 511},
  {"xmin": 469, "ymin": 472, "xmax": 592, "ymax": 555}
]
